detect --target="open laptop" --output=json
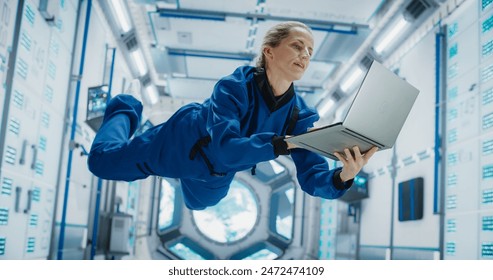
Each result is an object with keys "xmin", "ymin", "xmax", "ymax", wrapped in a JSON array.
[{"xmin": 286, "ymin": 60, "xmax": 419, "ymax": 161}]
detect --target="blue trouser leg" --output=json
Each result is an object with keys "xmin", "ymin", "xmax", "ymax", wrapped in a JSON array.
[{"xmin": 87, "ymin": 94, "xmax": 148, "ymax": 181}]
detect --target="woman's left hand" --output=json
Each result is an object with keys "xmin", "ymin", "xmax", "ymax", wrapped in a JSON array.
[{"xmin": 334, "ymin": 146, "xmax": 378, "ymax": 182}]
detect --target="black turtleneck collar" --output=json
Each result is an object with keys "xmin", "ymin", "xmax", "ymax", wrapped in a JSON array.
[{"xmin": 253, "ymin": 68, "xmax": 295, "ymax": 112}]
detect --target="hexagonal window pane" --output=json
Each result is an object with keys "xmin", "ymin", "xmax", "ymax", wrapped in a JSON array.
[
  {"xmin": 270, "ymin": 182, "xmax": 295, "ymax": 240},
  {"xmin": 243, "ymin": 248, "xmax": 279, "ymax": 260},
  {"xmin": 158, "ymin": 179, "xmax": 182, "ymax": 233},
  {"xmin": 166, "ymin": 237, "xmax": 214, "ymax": 260},
  {"xmin": 168, "ymin": 243, "xmax": 205, "ymax": 260},
  {"xmin": 230, "ymin": 242, "xmax": 282, "ymax": 260},
  {"xmin": 192, "ymin": 179, "xmax": 258, "ymax": 243}
]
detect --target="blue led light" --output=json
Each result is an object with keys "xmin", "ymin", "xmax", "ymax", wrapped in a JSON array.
[
  {"xmin": 447, "ymin": 219, "xmax": 456, "ymax": 232},
  {"xmin": 448, "ymin": 86, "xmax": 458, "ymax": 101},
  {"xmin": 449, "ymin": 43, "xmax": 458, "ymax": 59},
  {"xmin": 484, "ymin": 0, "xmax": 493, "ymax": 11}
]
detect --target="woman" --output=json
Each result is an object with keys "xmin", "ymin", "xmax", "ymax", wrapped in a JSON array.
[{"xmin": 88, "ymin": 21, "xmax": 378, "ymax": 210}]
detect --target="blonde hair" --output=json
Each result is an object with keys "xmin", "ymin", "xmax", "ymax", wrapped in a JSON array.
[{"xmin": 256, "ymin": 21, "xmax": 312, "ymax": 69}]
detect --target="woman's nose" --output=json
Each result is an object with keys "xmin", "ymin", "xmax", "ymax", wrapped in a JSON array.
[{"xmin": 301, "ymin": 47, "xmax": 310, "ymax": 59}]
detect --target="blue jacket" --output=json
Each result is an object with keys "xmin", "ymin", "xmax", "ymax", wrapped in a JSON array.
[{"xmin": 88, "ymin": 66, "xmax": 351, "ymax": 210}]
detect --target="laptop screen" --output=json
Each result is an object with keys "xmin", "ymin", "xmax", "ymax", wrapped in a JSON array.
[{"xmin": 342, "ymin": 61, "xmax": 419, "ymax": 146}]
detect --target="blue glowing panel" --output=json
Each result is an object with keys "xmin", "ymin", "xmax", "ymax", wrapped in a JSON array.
[
  {"xmin": 23, "ymin": 3, "xmax": 35, "ymax": 26},
  {"xmin": 15, "ymin": 58, "xmax": 28, "ymax": 79},
  {"xmin": 1, "ymin": 177, "xmax": 13, "ymax": 196},
  {"xmin": 25, "ymin": 237, "xmax": 35, "ymax": 253},
  {"xmin": 447, "ymin": 219, "xmax": 457, "ymax": 233},
  {"xmin": 40, "ymin": 112, "xmax": 50, "ymax": 128},
  {"xmin": 449, "ymin": 43, "xmax": 458, "ymax": 59},
  {"xmin": 484, "ymin": 0, "xmax": 493, "ymax": 10},
  {"xmin": 0, "ymin": 237, "xmax": 5, "ymax": 255},
  {"xmin": 448, "ymin": 63, "xmax": 458, "ymax": 80},
  {"xmin": 483, "ymin": 112, "xmax": 493, "ymax": 130},
  {"xmin": 38, "ymin": 136, "xmax": 47, "ymax": 151},
  {"xmin": 483, "ymin": 40, "xmax": 493, "ymax": 57},
  {"xmin": 446, "ymin": 242, "xmax": 456, "ymax": 255},
  {"xmin": 0, "ymin": 208, "xmax": 8, "ymax": 225},
  {"xmin": 448, "ymin": 129, "xmax": 457, "ymax": 144},
  {"xmin": 29, "ymin": 214, "xmax": 38, "ymax": 227},
  {"xmin": 483, "ymin": 15, "xmax": 493, "ymax": 33},
  {"xmin": 448, "ymin": 86, "xmax": 458, "ymax": 101},
  {"xmin": 482, "ymin": 165, "xmax": 493, "ymax": 179},
  {"xmin": 448, "ymin": 107, "xmax": 458, "ymax": 122},
  {"xmin": 447, "ymin": 152, "xmax": 458, "ymax": 166},
  {"xmin": 12, "ymin": 90, "xmax": 23, "ymax": 109},
  {"xmin": 482, "ymin": 189, "xmax": 493, "ymax": 205},
  {"xmin": 7, "ymin": 117, "xmax": 20, "ymax": 136},
  {"xmin": 483, "ymin": 139, "xmax": 493, "ymax": 155},
  {"xmin": 447, "ymin": 173, "xmax": 457, "ymax": 188},
  {"xmin": 31, "ymin": 187, "xmax": 40, "ymax": 202},
  {"xmin": 481, "ymin": 65, "xmax": 493, "ymax": 83},
  {"xmin": 4, "ymin": 146, "xmax": 16, "ymax": 165},
  {"xmin": 483, "ymin": 216, "xmax": 493, "ymax": 231},
  {"xmin": 318, "ymin": 199, "xmax": 337, "ymax": 260},
  {"xmin": 446, "ymin": 195, "xmax": 457, "ymax": 210},
  {"xmin": 448, "ymin": 22, "xmax": 458, "ymax": 38},
  {"xmin": 34, "ymin": 161, "xmax": 44, "ymax": 176},
  {"xmin": 482, "ymin": 242, "xmax": 493, "ymax": 258},
  {"xmin": 43, "ymin": 85, "xmax": 54, "ymax": 103},
  {"xmin": 19, "ymin": 31, "xmax": 31, "ymax": 51}
]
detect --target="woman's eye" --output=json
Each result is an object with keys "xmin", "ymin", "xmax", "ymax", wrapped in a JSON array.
[{"xmin": 293, "ymin": 44, "xmax": 302, "ymax": 50}]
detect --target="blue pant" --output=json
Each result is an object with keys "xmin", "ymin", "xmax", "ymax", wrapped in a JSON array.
[
  {"xmin": 87, "ymin": 94, "xmax": 234, "ymax": 210},
  {"xmin": 88, "ymin": 94, "xmax": 150, "ymax": 181}
]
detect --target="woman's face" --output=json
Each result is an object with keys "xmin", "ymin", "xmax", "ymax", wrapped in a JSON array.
[{"xmin": 264, "ymin": 27, "xmax": 314, "ymax": 81}]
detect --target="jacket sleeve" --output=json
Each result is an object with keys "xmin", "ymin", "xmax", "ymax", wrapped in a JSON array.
[
  {"xmin": 206, "ymin": 78, "xmax": 277, "ymax": 168},
  {"xmin": 291, "ymin": 149, "xmax": 352, "ymax": 199},
  {"xmin": 290, "ymin": 107, "xmax": 353, "ymax": 199}
]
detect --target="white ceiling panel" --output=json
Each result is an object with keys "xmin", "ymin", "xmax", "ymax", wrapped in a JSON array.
[
  {"xmin": 124, "ymin": 0, "xmax": 435, "ymax": 122},
  {"xmin": 264, "ymin": 0, "xmax": 384, "ymax": 24},
  {"xmin": 168, "ymin": 78, "xmax": 217, "ymax": 99},
  {"xmin": 186, "ymin": 57, "xmax": 251, "ymax": 80},
  {"xmin": 179, "ymin": 0, "xmax": 259, "ymax": 14},
  {"xmin": 152, "ymin": 15, "xmax": 251, "ymax": 52}
]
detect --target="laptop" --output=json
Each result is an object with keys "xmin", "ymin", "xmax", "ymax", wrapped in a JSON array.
[{"xmin": 286, "ymin": 60, "xmax": 419, "ymax": 161}]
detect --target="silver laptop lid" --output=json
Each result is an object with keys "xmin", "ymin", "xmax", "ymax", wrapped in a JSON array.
[{"xmin": 342, "ymin": 60, "xmax": 419, "ymax": 147}]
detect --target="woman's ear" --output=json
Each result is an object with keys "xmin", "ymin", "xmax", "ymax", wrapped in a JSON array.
[{"xmin": 263, "ymin": 46, "xmax": 273, "ymax": 60}]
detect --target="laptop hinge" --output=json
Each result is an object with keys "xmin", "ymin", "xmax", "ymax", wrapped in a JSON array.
[{"xmin": 341, "ymin": 128, "xmax": 386, "ymax": 149}]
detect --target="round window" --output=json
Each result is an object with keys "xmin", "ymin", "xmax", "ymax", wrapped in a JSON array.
[{"xmin": 192, "ymin": 179, "xmax": 258, "ymax": 243}]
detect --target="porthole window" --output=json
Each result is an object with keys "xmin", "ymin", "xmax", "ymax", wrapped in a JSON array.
[{"xmin": 192, "ymin": 179, "xmax": 258, "ymax": 243}]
